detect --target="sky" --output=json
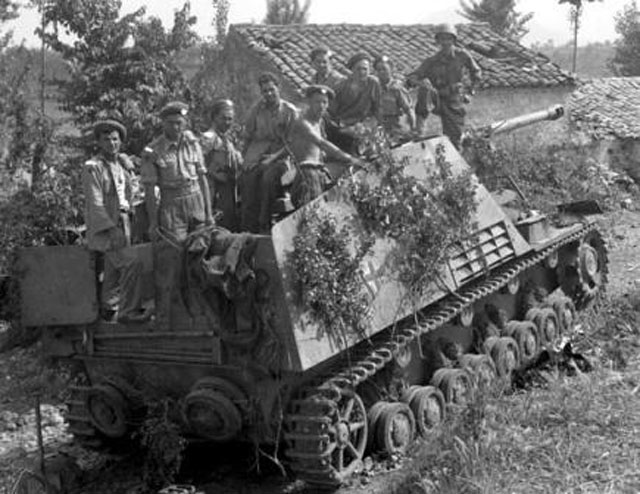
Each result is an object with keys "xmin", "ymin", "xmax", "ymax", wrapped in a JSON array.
[{"xmin": 4, "ymin": 0, "xmax": 632, "ymax": 48}]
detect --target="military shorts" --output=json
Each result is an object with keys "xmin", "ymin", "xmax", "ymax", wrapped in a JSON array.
[{"xmin": 159, "ymin": 183, "xmax": 206, "ymax": 242}]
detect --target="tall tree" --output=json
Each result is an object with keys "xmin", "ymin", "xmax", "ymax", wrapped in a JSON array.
[
  {"xmin": 263, "ymin": 0, "xmax": 311, "ymax": 25},
  {"xmin": 36, "ymin": 0, "xmax": 199, "ymax": 154},
  {"xmin": 212, "ymin": 0, "xmax": 230, "ymax": 46},
  {"xmin": 609, "ymin": 0, "xmax": 640, "ymax": 76},
  {"xmin": 458, "ymin": 0, "xmax": 533, "ymax": 40},
  {"xmin": 558, "ymin": 0, "xmax": 603, "ymax": 72}
]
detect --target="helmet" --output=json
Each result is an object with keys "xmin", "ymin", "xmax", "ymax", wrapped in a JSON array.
[{"xmin": 434, "ymin": 23, "xmax": 457, "ymax": 41}]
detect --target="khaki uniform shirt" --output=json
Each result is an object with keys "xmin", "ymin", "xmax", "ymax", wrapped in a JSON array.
[
  {"xmin": 82, "ymin": 154, "xmax": 133, "ymax": 252},
  {"xmin": 409, "ymin": 47, "xmax": 481, "ymax": 106},
  {"xmin": 201, "ymin": 129, "xmax": 243, "ymax": 182},
  {"xmin": 380, "ymin": 79, "xmax": 412, "ymax": 129},
  {"xmin": 331, "ymin": 75, "xmax": 381, "ymax": 126},
  {"xmin": 243, "ymin": 99, "xmax": 298, "ymax": 170},
  {"xmin": 140, "ymin": 130, "xmax": 206, "ymax": 189}
]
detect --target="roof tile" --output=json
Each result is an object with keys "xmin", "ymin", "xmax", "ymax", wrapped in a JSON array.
[{"xmin": 229, "ymin": 23, "xmax": 575, "ymax": 91}]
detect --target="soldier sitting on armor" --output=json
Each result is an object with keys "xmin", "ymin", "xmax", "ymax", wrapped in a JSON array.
[
  {"xmin": 288, "ymin": 85, "xmax": 362, "ymax": 207},
  {"xmin": 329, "ymin": 52, "xmax": 382, "ymax": 153},
  {"xmin": 309, "ymin": 46, "xmax": 346, "ymax": 91},
  {"xmin": 373, "ymin": 55, "xmax": 416, "ymax": 139},
  {"xmin": 407, "ymin": 23, "xmax": 482, "ymax": 149},
  {"xmin": 82, "ymin": 119, "xmax": 147, "ymax": 323},
  {"xmin": 241, "ymin": 73, "xmax": 298, "ymax": 233}
]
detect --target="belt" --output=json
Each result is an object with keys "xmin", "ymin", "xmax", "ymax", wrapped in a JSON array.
[
  {"xmin": 299, "ymin": 162, "xmax": 327, "ymax": 170},
  {"xmin": 160, "ymin": 181, "xmax": 200, "ymax": 197}
]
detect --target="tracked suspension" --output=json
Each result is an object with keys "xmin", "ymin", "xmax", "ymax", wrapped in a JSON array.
[{"xmin": 284, "ymin": 222, "xmax": 608, "ymax": 486}]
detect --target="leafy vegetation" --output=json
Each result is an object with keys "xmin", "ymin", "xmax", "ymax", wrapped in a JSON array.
[
  {"xmin": 458, "ymin": 0, "xmax": 533, "ymax": 40},
  {"xmin": 263, "ymin": 0, "xmax": 311, "ymax": 24},
  {"xmin": 609, "ymin": 0, "xmax": 640, "ymax": 76}
]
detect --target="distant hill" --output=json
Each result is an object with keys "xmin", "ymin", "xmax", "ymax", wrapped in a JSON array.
[{"xmin": 531, "ymin": 40, "xmax": 616, "ymax": 78}]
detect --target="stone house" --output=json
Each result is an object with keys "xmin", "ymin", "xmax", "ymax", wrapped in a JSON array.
[
  {"xmin": 211, "ymin": 23, "xmax": 577, "ymax": 145},
  {"xmin": 569, "ymin": 77, "xmax": 640, "ymax": 183}
]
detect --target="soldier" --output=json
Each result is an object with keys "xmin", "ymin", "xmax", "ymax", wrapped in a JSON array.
[
  {"xmin": 241, "ymin": 73, "xmax": 298, "ymax": 233},
  {"xmin": 331, "ymin": 52, "xmax": 381, "ymax": 127},
  {"xmin": 288, "ymin": 85, "xmax": 361, "ymax": 207},
  {"xmin": 408, "ymin": 23, "xmax": 482, "ymax": 149},
  {"xmin": 374, "ymin": 55, "xmax": 416, "ymax": 137},
  {"xmin": 309, "ymin": 46, "xmax": 346, "ymax": 91},
  {"xmin": 82, "ymin": 119, "xmax": 147, "ymax": 323},
  {"xmin": 201, "ymin": 99, "xmax": 242, "ymax": 231},
  {"xmin": 141, "ymin": 101, "xmax": 213, "ymax": 241},
  {"xmin": 141, "ymin": 102, "xmax": 213, "ymax": 330}
]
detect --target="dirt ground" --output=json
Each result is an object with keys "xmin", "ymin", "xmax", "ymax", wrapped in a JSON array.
[{"xmin": 1, "ymin": 208, "xmax": 639, "ymax": 494}]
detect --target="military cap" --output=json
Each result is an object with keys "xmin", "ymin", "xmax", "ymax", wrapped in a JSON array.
[
  {"xmin": 93, "ymin": 119, "xmax": 127, "ymax": 141},
  {"xmin": 347, "ymin": 51, "xmax": 371, "ymax": 70},
  {"xmin": 434, "ymin": 23, "xmax": 457, "ymax": 41},
  {"xmin": 373, "ymin": 55, "xmax": 392, "ymax": 70},
  {"xmin": 159, "ymin": 101, "xmax": 189, "ymax": 119},
  {"xmin": 304, "ymin": 84, "xmax": 335, "ymax": 99},
  {"xmin": 310, "ymin": 46, "xmax": 333, "ymax": 61}
]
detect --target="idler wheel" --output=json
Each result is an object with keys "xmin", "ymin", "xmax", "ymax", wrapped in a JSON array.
[
  {"xmin": 402, "ymin": 385, "xmax": 446, "ymax": 436},
  {"xmin": 551, "ymin": 296, "xmax": 576, "ymax": 335},
  {"xmin": 526, "ymin": 307, "xmax": 559, "ymax": 346},
  {"xmin": 183, "ymin": 389, "xmax": 242, "ymax": 442},
  {"xmin": 430, "ymin": 368, "xmax": 474, "ymax": 405},
  {"xmin": 504, "ymin": 321, "xmax": 540, "ymax": 366},
  {"xmin": 459, "ymin": 353, "xmax": 497, "ymax": 388},
  {"xmin": 325, "ymin": 389, "xmax": 368, "ymax": 483},
  {"xmin": 85, "ymin": 384, "xmax": 130, "ymax": 438},
  {"xmin": 370, "ymin": 402, "xmax": 416, "ymax": 455},
  {"xmin": 485, "ymin": 336, "xmax": 520, "ymax": 378}
]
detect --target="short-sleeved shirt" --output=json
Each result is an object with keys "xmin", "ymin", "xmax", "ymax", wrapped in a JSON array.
[
  {"xmin": 312, "ymin": 69, "xmax": 347, "ymax": 91},
  {"xmin": 140, "ymin": 130, "xmax": 205, "ymax": 189},
  {"xmin": 331, "ymin": 75, "xmax": 381, "ymax": 126},
  {"xmin": 380, "ymin": 79, "xmax": 412, "ymax": 128},
  {"xmin": 243, "ymin": 99, "xmax": 298, "ymax": 170},
  {"xmin": 201, "ymin": 129, "xmax": 243, "ymax": 181},
  {"xmin": 409, "ymin": 47, "xmax": 481, "ymax": 100}
]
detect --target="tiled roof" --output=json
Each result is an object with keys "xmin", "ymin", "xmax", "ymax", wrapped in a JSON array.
[
  {"xmin": 228, "ymin": 23, "xmax": 575, "ymax": 90},
  {"xmin": 569, "ymin": 77, "xmax": 640, "ymax": 139}
]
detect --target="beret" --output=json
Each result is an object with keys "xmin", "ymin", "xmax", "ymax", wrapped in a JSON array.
[
  {"xmin": 93, "ymin": 119, "xmax": 127, "ymax": 141},
  {"xmin": 347, "ymin": 51, "xmax": 371, "ymax": 70},
  {"xmin": 310, "ymin": 46, "xmax": 332, "ymax": 61},
  {"xmin": 304, "ymin": 84, "xmax": 335, "ymax": 99},
  {"xmin": 159, "ymin": 101, "xmax": 189, "ymax": 119}
]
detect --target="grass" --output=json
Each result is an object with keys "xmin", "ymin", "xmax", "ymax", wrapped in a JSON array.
[{"xmin": 397, "ymin": 291, "xmax": 640, "ymax": 494}]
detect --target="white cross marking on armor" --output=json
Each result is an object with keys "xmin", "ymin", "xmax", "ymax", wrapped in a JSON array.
[{"xmin": 361, "ymin": 259, "xmax": 383, "ymax": 298}]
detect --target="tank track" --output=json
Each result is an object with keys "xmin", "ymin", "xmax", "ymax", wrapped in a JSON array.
[
  {"xmin": 65, "ymin": 384, "xmax": 103, "ymax": 448},
  {"xmin": 285, "ymin": 222, "xmax": 608, "ymax": 486}
]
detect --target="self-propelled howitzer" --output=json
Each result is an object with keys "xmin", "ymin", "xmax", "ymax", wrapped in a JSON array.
[{"xmin": 20, "ymin": 106, "xmax": 606, "ymax": 488}]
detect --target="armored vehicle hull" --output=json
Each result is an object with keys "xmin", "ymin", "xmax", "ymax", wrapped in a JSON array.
[{"xmin": 21, "ymin": 119, "xmax": 607, "ymax": 487}]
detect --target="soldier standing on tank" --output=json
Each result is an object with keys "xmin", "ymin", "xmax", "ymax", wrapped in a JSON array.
[
  {"xmin": 82, "ymin": 119, "xmax": 147, "ymax": 323},
  {"xmin": 408, "ymin": 23, "xmax": 482, "ymax": 149},
  {"xmin": 201, "ymin": 99, "xmax": 243, "ymax": 232},
  {"xmin": 288, "ymin": 85, "xmax": 362, "ymax": 207},
  {"xmin": 141, "ymin": 102, "xmax": 213, "ymax": 330},
  {"xmin": 309, "ymin": 46, "xmax": 346, "ymax": 91},
  {"xmin": 241, "ymin": 73, "xmax": 298, "ymax": 233},
  {"xmin": 141, "ymin": 101, "xmax": 213, "ymax": 240},
  {"xmin": 373, "ymin": 55, "xmax": 415, "ymax": 138}
]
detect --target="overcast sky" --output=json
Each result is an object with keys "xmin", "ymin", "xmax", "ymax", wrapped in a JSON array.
[{"xmin": 5, "ymin": 0, "xmax": 631, "ymax": 47}]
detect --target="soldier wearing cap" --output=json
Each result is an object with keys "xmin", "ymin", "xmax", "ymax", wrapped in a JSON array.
[
  {"xmin": 309, "ymin": 47, "xmax": 346, "ymax": 91},
  {"xmin": 374, "ymin": 55, "xmax": 416, "ymax": 137},
  {"xmin": 141, "ymin": 101, "xmax": 213, "ymax": 241},
  {"xmin": 82, "ymin": 119, "xmax": 147, "ymax": 323},
  {"xmin": 407, "ymin": 23, "xmax": 482, "ymax": 149},
  {"xmin": 330, "ymin": 51, "xmax": 381, "ymax": 128},
  {"xmin": 288, "ymin": 85, "xmax": 361, "ymax": 207},
  {"xmin": 241, "ymin": 73, "xmax": 298, "ymax": 233},
  {"xmin": 201, "ymin": 99, "xmax": 242, "ymax": 231}
]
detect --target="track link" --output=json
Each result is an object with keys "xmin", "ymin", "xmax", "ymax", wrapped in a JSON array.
[{"xmin": 285, "ymin": 222, "xmax": 608, "ymax": 486}]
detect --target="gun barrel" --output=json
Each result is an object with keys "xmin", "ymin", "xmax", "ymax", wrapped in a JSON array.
[{"xmin": 484, "ymin": 105, "xmax": 565, "ymax": 138}]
